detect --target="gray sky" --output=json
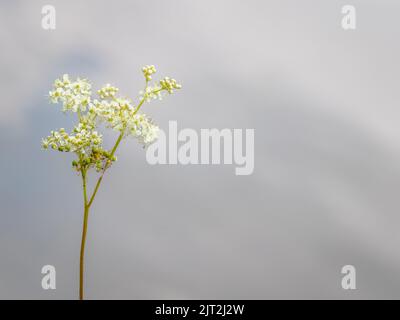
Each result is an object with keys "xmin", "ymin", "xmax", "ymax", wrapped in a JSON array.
[{"xmin": 1, "ymin": 0, "xmax": 400, "ymax": 299}]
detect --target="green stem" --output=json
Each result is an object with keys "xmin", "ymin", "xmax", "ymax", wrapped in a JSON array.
[
  {"xmin": 87, "ymin": 176, "xmax": 103, "ymax": 209},
  {"xmin": 110, "ymin": 132, "xmax": 124, "ymax": 157},
  {"xmin": 132, "ymin": 97, "xmax": 146, "ymax": 115},
  {"xmin": 79, "ymin": 169, "xmax": 89, "ymax": 300}
]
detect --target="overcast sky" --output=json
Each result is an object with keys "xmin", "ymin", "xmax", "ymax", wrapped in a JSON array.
[{"xmin": 1, "ymin": 0, "xmax": 400, "ymax": 299}]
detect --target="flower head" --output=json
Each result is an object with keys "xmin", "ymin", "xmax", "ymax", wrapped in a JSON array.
[
  {"xmin": 97, "ymin": 84, "xmax": 119, "ymax": 99},
  {"xmin": 42, "ymin": 122, "xmax": 102, "ymax": 155},
  {"xmin": 142, "ymin": 65, "xmax": 156, "ymax": 81},
  {"xmin": 127, "ymin": 114, "xmax": 159, "ymax": 144},
  {"xmin": 49, "ymin": 75, "xmax": 92, "ymax": 113},
  {"xmin": 159, "ymin": 77, "xmax": 182, "ymax": 94},
  {"xmin": 43, "ymin": 66, "xmax": 181, "ymax": 172}
]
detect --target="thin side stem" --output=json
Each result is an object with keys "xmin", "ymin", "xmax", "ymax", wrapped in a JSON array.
[
  {"xmin": 87, "ymin": 132, "xmax": 123, "ymax": 207},
  {"xmin": 132, "ymin": 96, "xmax": 146, "ymax": 115}
]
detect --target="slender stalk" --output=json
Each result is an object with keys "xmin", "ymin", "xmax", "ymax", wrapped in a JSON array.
[
  {"xmin": 132, "ymin": 95, "xmax": 147, "ymax": 115},
  {"xmin": 87, "ymin": 176, "xmax": 103, "ymax": 209},
  {"xmin": 79, "ymin": 170, "xmax": 89, "ymax": 300},
  {"xmin": 78, "ymin": 132, "xmax": 124, "ymax": 299}
]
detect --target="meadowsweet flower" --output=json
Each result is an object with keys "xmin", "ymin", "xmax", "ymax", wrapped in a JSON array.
[
  {"xmin": 42, "ymin": 66, "xmax": 181, "ymax": 300},
  {"xmin": 45, "ymin": 67, "xmax": 180, "ymax": 154}
]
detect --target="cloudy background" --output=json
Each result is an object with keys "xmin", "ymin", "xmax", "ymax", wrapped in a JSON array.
[{"xmin": 1, "ymin": 0, "xmax": 400, "ymax": 299}]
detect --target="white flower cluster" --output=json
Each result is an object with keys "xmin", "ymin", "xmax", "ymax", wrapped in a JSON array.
[
  {"xmin": 49, "ymin": 74, "xmax": 92, "ymax": 113},
  {"xmin": 97, "ymin": 84, "xmax": 119, "ymax": 99},
  {"xmin": 139, "ymin": 78, "xmax": 182, "ymax": 102},
  {"xmin": 89, "ymin": 97, "xmax": 134, "ymax": 132},
  {"xmin": 90, "ymin": 96, "xmax": 159, "ymax": 143},
  {"xmin": 139, "ymin": 85, "xmax": 163, "ymax": 102},
  {"xmin": 142, "ymin": 65, "xmax": 156, "ymax": 81},
  {"xmin": 127, "ymin": 114, "xmax": 159, "ymax": 144},
  {"xmin": 42, "ymin": 122, "xmax": 102, "ymax": 155},
  {"xmin": 43, "ymin": 66, "xmax": 181, "ymax": 172},
  {"xmin": 160, "ymin": 77, "xmax": 182, "ymax": 93}
]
